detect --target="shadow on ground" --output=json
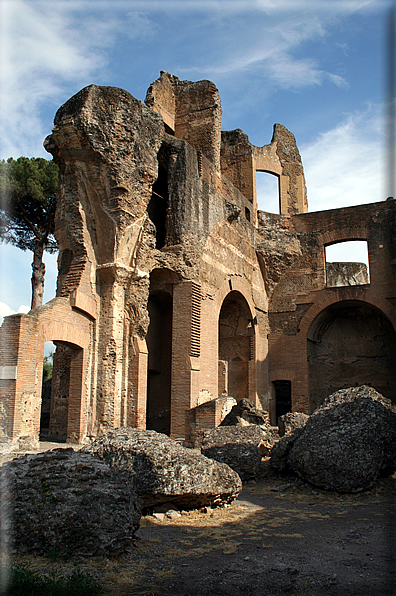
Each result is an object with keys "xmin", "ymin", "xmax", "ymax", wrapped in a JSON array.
[{"xmin": 7, "ymin": 472, "xmax": 396, "ymax": 596}]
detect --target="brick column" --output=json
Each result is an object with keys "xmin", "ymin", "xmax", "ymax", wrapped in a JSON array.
[
  {"xmin": 0, "ymin": 314, "xmax": 42, "ymax": 443},
  {"xmin": 128, "ymin": 337, "xmax": 148, "ymax": 429},
  {"xmin": 170, "ymin": 281, "xmax": 201, "ymax": 439}
]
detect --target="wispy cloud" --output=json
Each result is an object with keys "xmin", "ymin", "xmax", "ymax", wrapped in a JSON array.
[
  {"xmin": 0, "ymin": 1, "xmax": 156, "ymax": 158},
  {"xmin": 302, "ymin": 103, "xmax": 384, "ymax": 211}
]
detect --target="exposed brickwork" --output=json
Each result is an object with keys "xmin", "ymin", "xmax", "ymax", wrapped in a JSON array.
[{"xmin": 1, "ymin": 74, "xmax": 395, "ymax": 444}]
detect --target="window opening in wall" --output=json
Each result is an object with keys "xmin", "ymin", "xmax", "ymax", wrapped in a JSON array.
[
  {"xmin": 273, "ymin": 380, "xmax": 291, "ymax": 423},
  {"xmin": 325, "ymin": 240, "xmax": 370, "ymax": 288},
  {"xmin": 148, "ymin": 163, "xmax": 168, "ymax": 249},
  {"xmin": 256, "ymin": 171, "xmax": 280, "ymax": 214},
  {"xmin": 39, "ymin": 341, "xmax": 55, "ymax": 440},
  {"xmin": 245, "ymin": 206, "xmax": 251, "ymax": 222}
]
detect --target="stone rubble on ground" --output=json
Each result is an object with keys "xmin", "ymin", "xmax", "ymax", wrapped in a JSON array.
[
  {"xmin": 201, "ymin": 424, "xmax": 279, "ymax": 481},
  {"xmin": 271, "ymin": 385, "xmax": 396, "ymax": 493},
  {"xmin": 2, "ymin": 448, "xmax": 141, "ymax": 556},
  {"xmin": 83, "ymin": 427, "xmax": 242, "ymax": 508},
  {"xmin": 278, "ymin": 411, "xmax": 309, "ymax": 437}
]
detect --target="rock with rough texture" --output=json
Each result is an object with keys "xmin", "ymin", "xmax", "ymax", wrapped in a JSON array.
[
  {"xmin": 2, "ymin": 448, "xmax": 141, "ymax": 556},
  {"xmin": 201, "ymin": 425, "xmax": 278, "ymax": 481},
  {"xmin": 83, "ymin": 428, "xmax": 242, "ymax": 508},
  {"xmin": 285, "ymin": 386, "xmax": 396, "ymax": 492},
  {"xmin": 220, "ymin": 398, "xmax": 270, "ymax": 427},
  {"xmin": 278, "ymin": 412, "xmax": 309, "ymax": 437},
  {"xmin": 270, "ymin": 427, "xmax": 304, "ymax": 472}
]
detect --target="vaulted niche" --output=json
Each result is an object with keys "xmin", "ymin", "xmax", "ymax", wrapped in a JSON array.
[
  {"xmin": 148, "ymin": 163, "xmax": 169, "ymax": 249},
  {"xmin": 325, "ymin": 241, "xmax": 370, "ymax": 287},
  {"xmin": 218, "ymin": 291, "xmax": 254, "ymax": 401},
  {"xmin": 146, "ymin": 269, "xmax": 176, "ymax": 435},
  {"xmin": 256, "ymin": 171, "xmax": 280, "ymax": 214},
  {"xmin": 307, "ymin": 301, "xmax": 396, "ymax": 411}
]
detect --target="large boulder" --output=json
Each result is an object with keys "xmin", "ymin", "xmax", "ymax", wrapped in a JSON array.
[
  {"xmin": 270, "ymin": 427, "xmax": 304, "ymax": 473},
  {"xmin": 83, "ymin": 428, "xmax": 242, "ymax": 508},
  {"xmin": 278, "ymin": 412, "xmax": 309, "ymax": 437},
  {"xmin": 273, "ymin": 386, "xmax": 396, "ymax": 492},
  {"xmin": 220, "ymin": 398, "xmax": 270, "ymax": 427},
  {"xmin": 2, "ymin": 448, "xmax": 141, "ymax": 556},
  {"xmin": 201, "ymin": 425, "xmax": 279, "ymax": 481}
]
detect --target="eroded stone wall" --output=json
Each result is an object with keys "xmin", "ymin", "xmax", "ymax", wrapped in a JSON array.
[{"xmin": 2, "ymin": 73, "xmax": 395, "ymax": 444}]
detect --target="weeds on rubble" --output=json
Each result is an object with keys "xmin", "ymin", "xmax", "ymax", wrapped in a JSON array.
[{"xmin": 0, "ymin": 563, "xmax": 102, "ymax": 595}]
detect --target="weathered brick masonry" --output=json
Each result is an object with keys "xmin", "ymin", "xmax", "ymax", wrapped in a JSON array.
[{"xmin": 1, "ymin": 71, "xmax": 395, "ymax": 444}]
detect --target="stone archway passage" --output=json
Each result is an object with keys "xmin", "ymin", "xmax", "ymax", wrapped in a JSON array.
[
  {"xmin": 218, "ymin": 291, "xmax": 254, "ymax": 402},
  {"xmin": 146, "ymin": 291, "xmax": 173, "ymax": 434},
  {"xmin": 308, "ymin": 301, "xmax": 396, "ymax": 411},
  {"xmin": 46, "ymin": 341, "xmax": 84, "ymax": 442}
]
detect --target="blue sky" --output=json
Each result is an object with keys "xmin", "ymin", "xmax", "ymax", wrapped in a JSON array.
[{"xmin": 0, "ymin": 0, "xmax": 394, "ymax": 320}]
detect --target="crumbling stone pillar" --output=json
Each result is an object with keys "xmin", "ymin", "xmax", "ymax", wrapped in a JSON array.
[{"xmin": 95, "ymin": 265, "xmax": 132, "ymax": 434}]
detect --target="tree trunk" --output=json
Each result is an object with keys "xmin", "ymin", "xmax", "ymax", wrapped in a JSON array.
[{"xmin": 31, "ymin": 241, "xmax": 45, "ymax": 309}]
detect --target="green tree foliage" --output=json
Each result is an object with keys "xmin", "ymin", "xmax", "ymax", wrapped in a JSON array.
[
  {"xmin": 43, "ymin": 352, "xmax": 54, "ymax": 382},
  {"xmin": 0, "ymin": 157, "xmax": 58, "ymax": 309}
]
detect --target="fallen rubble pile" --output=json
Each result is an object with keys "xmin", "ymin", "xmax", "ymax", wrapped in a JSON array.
[
  {"xmin": 271, "ymin": 385, "xmax": 396, "ymax": 492},
  {"xmin": 220, "ymin": 398, "xmax": 270, "ymax": 427},
  {"xmin": 83, "ymin": 428, "xmax": 242, "ymax": 508},
  {"xmin": 201, "ymin": 425, "xmax": 279, "ymax": 480}
]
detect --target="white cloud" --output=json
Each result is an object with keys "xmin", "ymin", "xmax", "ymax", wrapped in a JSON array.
[
  {"xmin": 0, "ymin": 1, "xmax": 156, "ymax": 158},
  {"xmin": 0, "ymin": 301, "xmax": 29, "ymax": 325},
  {"xmin": 302, "ymin": 104, "xmax": 385, "ymax": 212}
]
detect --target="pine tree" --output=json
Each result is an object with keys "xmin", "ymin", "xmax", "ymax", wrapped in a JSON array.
[{"xmin": 0, "ymin": 157, "xmax": 58, "ymax": 309}]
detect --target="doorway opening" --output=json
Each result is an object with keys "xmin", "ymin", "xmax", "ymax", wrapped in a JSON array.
[
  {"xmin": 273, "ymin": 380, "xmax": 292, "ymax": 423},
  {"xmin": 146, "ymin": 270, "xmax": 176, "ymax": 434},
  {"xmin": 39, "ymin": 341, "xmax": 55, "ymax": 440}
]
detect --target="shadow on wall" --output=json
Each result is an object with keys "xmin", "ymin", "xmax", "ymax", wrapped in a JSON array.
[{"xmin": 307, "ymin": 301, "xmax": 396, "ymax": 411}]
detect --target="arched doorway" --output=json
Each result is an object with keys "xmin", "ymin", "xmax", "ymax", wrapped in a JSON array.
[
  {"xmin": 307, "ymin": 301, "xmax": 396, "ymax": 411},
  {"xmin": 218, "ymin": 291, "xmax": 255, "ymax": 401},
  {"xmin": 44, "ymin": 341, "xmax": 84, "ymax": 442},
  {"xmin": 146, "ymin": 269, "xmax": 177, "ymax": 434}
]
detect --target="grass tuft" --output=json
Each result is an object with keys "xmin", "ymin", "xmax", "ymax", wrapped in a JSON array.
[{"xmin": 0, "ymin": 563, "xmax": 102, "ymax": 596}]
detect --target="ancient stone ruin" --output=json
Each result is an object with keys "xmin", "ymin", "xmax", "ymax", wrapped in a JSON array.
[{"xmin": 1, "ymin": 71, "xmax": 396, "ymax": 446}]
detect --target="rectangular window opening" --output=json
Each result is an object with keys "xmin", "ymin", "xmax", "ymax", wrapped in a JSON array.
[{"xmin": 325, "ymin": 240, "xmax": 370, "ymax": 287}]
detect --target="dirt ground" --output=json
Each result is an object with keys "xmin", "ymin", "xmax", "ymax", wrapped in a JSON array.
[{"xmin": 3, "ymin": 444, "xmax": 396, "ymax": 595}]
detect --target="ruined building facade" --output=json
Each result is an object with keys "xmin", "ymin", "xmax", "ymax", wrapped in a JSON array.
[{"xmin": 1, "ymin": 72, "xmax": 396, "ymax": 445}]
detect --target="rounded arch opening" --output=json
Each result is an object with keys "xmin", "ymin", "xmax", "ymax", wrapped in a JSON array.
[
  {"xmin": 146, "ymin": 268, "xmax": 179, "ymax": 435},
  {"xmin": 41, "ymin": 339, "xmax": 84, "ymax": 443},
  {"xmin": 307, "ymin": 300, "xmax": 396, "ymax": 411},
  {"xmin": 218, "ymin": 290, "xmax": 255, "ymax": 402}
]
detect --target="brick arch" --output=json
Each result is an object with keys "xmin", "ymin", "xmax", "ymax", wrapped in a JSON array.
[
  {"xmin": 318, "ymin": 227, "xmax": 371, "ymax": 247},
  {"xmin": 214, "ymin": 276, "xmax": 256, "ymax": 321},
  {"xmin": 299, "ymin": 292, "xmax": 396, "ymax": 338},
  {"xmin": 305, "ymin": 297, "xmax": 396, "ymax": 409},
  {"xmin": 33, "ymin": 299, "xmax": 91, "ymax": 442},
  {"xmin": 216, "ymin": 279, "xmax": 257, "ymax": 404},
  {"xmin": 37, "ymin": 299, "xmax": 91, "ymax": 348}
]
